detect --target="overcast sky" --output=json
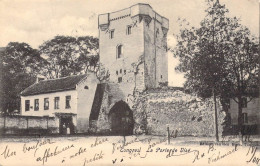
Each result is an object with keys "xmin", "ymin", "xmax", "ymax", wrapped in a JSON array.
[{"xmin": 0, "ymin": 0, "xmax": 258, "ymax": 86}]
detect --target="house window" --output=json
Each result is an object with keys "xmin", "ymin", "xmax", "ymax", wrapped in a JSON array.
[
  {"xmin": 25, "ymin": 100, "xmax": 30, "ymax": 111},
  {"xmin": 124, "ymin": 70, "xmax": 126, "ymax": 74},
  {"xmin": 126, "ymin": 25, "xmax": 132, "ymax": 35},
  {"xmin": 54, "ymin": 97, "xmax": 60, "ymax": 109},
  {"xmin": 34, "ymin": 99, "xmax": 39, "ymax": 111},
  {"xmin": 44, "ymin": 98, "xmax": 49, "ymax": 110},
  {"xmin": 118, "ymin": 77, "xmax": 122, "ymax": 83},
  {"xmin": 110, "ymin": 30, "xmax": 114, "ymax": 39},
  {"xmin": 65, "ymin": 96, "xmax": 71, "ymax": 109},
  {"xmin": 120, "ymin": 69, "xmax": 122, "ymax": 74},
  {"xmin": 241, "ymin": 97, "xmax": 247, "ymax": 108},
  {"xmin": 117, "ymin": 45, "xmax": 123, "ymax": 59},
  {"xmin": 242, "ymin": 113, "xmax": 248, "ymax": 124},
  {"xmin": 116, "ymin": 71, "xmax": 118, "ymax": 75}
]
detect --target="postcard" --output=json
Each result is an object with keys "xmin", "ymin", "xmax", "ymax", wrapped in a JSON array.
[{"xmin": 0, "ymin": 0, "xmax": 259, "ymax": 165}]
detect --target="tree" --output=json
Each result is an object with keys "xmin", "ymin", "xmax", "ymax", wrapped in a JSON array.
[
  {"xmin": 95, "ymin": 63, "xmax": 110, "ymax": 83},
  {"xmin": 222, "ymin": 23, "xmax": 259, "ymax": 136},
  {"xmin": 0, "ymin": 42, "xmax": 45, "ymax": 114},
  {"xmin": 39, "ymin": 36, "xmax": 99, "ymax": 79},
  {"xmin": 173, "ymin": 0, "xmax": 259, "ymax": 140}
]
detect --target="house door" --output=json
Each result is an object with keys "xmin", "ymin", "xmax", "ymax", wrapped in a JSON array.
[
  {"xmin": 108, "ymin": 100, "xmax": 134, "ymax": 135},
  {"xmin": 59, "ymin": 116, "xmax": 74, "ymax": 134}
]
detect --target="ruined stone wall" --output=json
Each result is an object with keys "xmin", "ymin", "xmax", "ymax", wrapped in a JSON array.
[
  {"xmin": 91, "ymin": 80, "xmax": 146, "ymax": 134},
  {"xmin": 95, "ymin": 86, "xmax": 110, "ymax": 133},
  {"xmin": 132, "ymin": 88, "xmax": 225, "ymax": 137},
  {"xmin": 90, "ymin": 83, "xmax": 126, "ymax": 133}
]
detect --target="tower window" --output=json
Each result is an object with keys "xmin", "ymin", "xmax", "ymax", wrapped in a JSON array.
[
  {"xmin": 126, "ymin": 25, "xmax": 132, "ymax": 35},
  {"xmin": 110, "ymin": 30, "xmax": 114, "ymax": 39},
  {"xmin": 116, "ymin": 71, "xmax": 118, "ymax": 75},
  {"xmin": 120, "ymin": 69, "xmax": 122, "ymax": 74},
  {"xmin": 118, "ymin": 77, "xmax": 122, "ymax": 83},
  {"xmin": 156, "ymin": 28, "xmax": 159, "ymax": 38},
  {"xmin": 161, "ymin": 75, "xmax": 163, "ymax": 79},
  {"xmin": 124, "ymin": 70, "xmax": 126, "ymax": 74},
  {"xmin": 108, "ymin": 95, "xmax": 112, "ymax": 106},
  {"xmin": 117, "ymin": 45, "xmax": 123, "ymax": 59}
]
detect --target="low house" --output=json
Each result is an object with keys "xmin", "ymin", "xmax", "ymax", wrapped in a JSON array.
[
  {"xmin": 20, "ymin": 73, "xmax": 98, "ymax": 134},
  {"xmin": 227, "ymin": 97, "xmax": 260, "ymax": 135}
]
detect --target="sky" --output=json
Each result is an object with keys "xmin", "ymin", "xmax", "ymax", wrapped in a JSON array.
[{"xmin": 0, "ymin": 0, "xmax": 259, "ymax": 86}]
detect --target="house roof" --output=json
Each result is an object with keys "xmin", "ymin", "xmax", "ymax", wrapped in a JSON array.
[{"xmin": 20, "ymin": 74, "xmax": 87, "ymax": 96}]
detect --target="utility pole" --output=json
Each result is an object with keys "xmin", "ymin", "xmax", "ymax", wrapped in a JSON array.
[
  {"xmin": 212, "ymin": 88, "xmax": 219, "ymax": 142},
  {"xmin": 211, "ymin": 0, "xmax": 219, "ymax": 142}
]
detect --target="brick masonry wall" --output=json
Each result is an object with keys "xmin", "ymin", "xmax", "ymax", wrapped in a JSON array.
[{"xmin": 132, "ymin": 88, "xmax": 225, "ymax": 137}]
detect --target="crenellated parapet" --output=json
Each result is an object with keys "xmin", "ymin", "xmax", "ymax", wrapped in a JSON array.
[
  {"xmin": 98, "ymin": 3, "xmax": 169, "ymax": 35},
  {"xmin": 131, "ymin": 4, "xmax": 169, "ymax": 33}
]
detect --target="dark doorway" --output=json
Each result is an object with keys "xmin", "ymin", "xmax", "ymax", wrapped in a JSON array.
[
  {"xmin": 59, "ymin": 116, "xmax": 75, "ymax": 134},
  {"xmin": 108, "ymin": 100, "xmax": 134, "ymax": 135}
]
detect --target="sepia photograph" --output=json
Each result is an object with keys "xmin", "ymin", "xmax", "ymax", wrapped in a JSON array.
[{"xmin": 0, "ymin": 0, "xmax": 259, "ymax": 165}]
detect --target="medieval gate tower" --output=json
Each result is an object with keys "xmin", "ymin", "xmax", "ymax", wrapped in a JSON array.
[
  {"xmin": 99, "ymin": 3, "xmax": 169, "ymax": 91},
  {"xmin": 90, "ymin": 4, "xmax": 169, "ymax": 134}
]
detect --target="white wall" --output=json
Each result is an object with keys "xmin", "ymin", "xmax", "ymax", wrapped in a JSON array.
[
  {"xmin": 229, "ymin": 97, "xmax": 260, "ymax": 125},
  {"xmin": 76, "ymin": 72, "xmax": 99, "ymax": 133},
  {"xmin": 99, "ymin": 8, "xmax": 144, "ymax": 85},
  {"xmin": 21, "ymin": 90, "xmax": 77, "ymax": 117}
]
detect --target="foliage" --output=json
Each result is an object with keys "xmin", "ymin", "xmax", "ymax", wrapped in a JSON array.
[
  {"xmin": 1, "ymin": 35, "xmax": 100, "ymax": 113},
  {"xmin": 39, "ymin": 35, "xmax": 99, "ymax": 79},
  {"xmin": 173, "ymin": 0, "xmax": 259, "ymax": 132},
  {"xmin": 0, "ymin": 42, "xmax": 45, "ymax": 113},
  {"xmin": 95, "ymin": 63, "xmax": 110, "ymax": 83}
]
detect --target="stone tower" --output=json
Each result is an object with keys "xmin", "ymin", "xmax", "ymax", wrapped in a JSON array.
[
  {"xmin": 98, "ymin": 3, "xmax": 169, "ymax": 92},
  {"xmin": 90, "ymin": 4, "xmax": 169, "ymax": 134}
]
